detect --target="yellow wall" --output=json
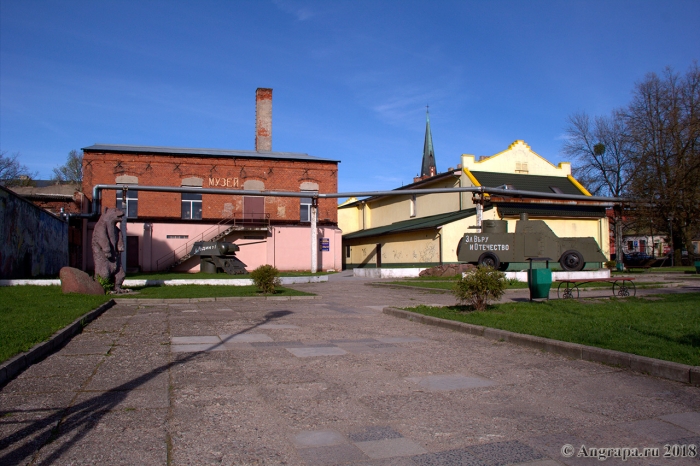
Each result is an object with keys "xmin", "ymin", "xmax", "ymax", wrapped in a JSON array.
[
  {"xmin": 345, "ymin": 230, "xmax": 441, "ymax": 266},
  {"xmin": 338, "ymin": 198, "xmax": 362, "ymax": 234}
]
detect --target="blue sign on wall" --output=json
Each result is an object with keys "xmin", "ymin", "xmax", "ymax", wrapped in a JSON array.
[{"xmin": 319, "ymin": 238, "xmax": 330, "ymax": 251}]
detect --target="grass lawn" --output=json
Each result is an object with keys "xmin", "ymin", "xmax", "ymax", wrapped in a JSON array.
[
  {"xmin": 0, "ymin": 286, "xmax": 112, "ymax": 363},
  {"xmin": 119, "ymin": 284, "xmax": 314, "ymax": 299},
  {"xmin": 405, "ymin": 293, "xmax": 700, "ymax": 366},
  {"xmin": 613, "ymin": 266, "xmax": 697, "ymax": 274},
  {"xmin": 383, "ymin": 279, "xmax": 669, "ymax": 292}
]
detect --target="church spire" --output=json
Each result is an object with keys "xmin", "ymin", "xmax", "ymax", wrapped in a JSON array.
[{"xmin": 421, "ymin": 107, "xmax": 436, "ymax": 177}]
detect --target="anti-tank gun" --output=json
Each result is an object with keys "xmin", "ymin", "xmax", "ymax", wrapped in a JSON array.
[
  {"xmin": 191, "ymin": 241, "xmax": 248, "ymax": 275},
  {"xmin": 456, "ymin": 214, "xmax": 607, "ymax": 271}
]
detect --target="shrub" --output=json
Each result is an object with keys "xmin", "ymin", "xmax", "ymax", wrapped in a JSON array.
[
  {"xmin": 453, "ymin": 265, "xmax": 507, "ymax": 311},
  {"xmin": 95, "ymin": 275, "xmax": 113, "ymax": 293},
  {"xmin": 605, "ymin": 260, "xmax": 617, "ymax": 269},
  {"xmin": 250, "ymin": 265, "xmax": 281, "ymax": 294}
]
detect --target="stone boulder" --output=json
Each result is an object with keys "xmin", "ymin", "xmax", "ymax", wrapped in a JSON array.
[
  {"xmin": 59, "ymin": 267, "xmax": 105, "ymax": 295},
  {"xmin": 419, "ymin": 263, "xmax": 476, "ymax": 278}
]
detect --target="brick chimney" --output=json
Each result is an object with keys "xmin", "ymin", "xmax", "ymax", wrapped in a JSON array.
[{"xmin": 255, "ymin": 88, "xmax": 272, "ymax": 152}]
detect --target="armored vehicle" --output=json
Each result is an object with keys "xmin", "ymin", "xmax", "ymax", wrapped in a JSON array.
[
  {"xmin": 456, "ymin": 214, "xmax": 607, "ymax": 271},
  {"xmin": 191, "ymin": 241, "xmax": 247, "ymax": 274}
]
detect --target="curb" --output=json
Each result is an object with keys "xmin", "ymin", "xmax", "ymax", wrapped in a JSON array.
[
  {"xmin": 113, "ymin": 295, "xmax": 321, "ymax": 304},
  {"xmin": 367, "ymin": 283, "xmax": 453, "ymax": 293},
  {"xmin": 383, "ymin": 307, "xmax": 700, "ymax": 386},
  {"xmin": 0, "ymin": 300, "xmax": 116, "ymax": 388}
]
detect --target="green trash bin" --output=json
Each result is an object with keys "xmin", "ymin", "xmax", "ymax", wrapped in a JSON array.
[
  {"xmin": 527, "ymin": 258, "xmax": 552, "ymax": 301},
  {"xmin": 695, "ymin": 260, "xmax": 700, "ymax": 274}
]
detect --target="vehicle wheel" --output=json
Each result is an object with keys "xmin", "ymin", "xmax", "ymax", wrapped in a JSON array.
[
  {"xmin": 560, "ymin": 250, "xmax": 584, "ymax": 271},
  {"xmin": 478, "ymin": 252, "xmax": 500, "ymax": 269}
]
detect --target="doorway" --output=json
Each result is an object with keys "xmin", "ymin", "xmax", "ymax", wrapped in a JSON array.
[{"xmin": 127, "ymin": 236, "xmax": 139, "ymax": 271}]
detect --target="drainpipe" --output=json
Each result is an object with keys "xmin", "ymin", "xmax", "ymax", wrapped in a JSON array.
[{"xmin": 310, "ymin": 197, "xmax": 318, "ymax": 273}]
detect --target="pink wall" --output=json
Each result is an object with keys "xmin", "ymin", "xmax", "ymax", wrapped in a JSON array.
[{"xmin": 84, "ymin": 221, "xmax": 342, "ymax": 273}]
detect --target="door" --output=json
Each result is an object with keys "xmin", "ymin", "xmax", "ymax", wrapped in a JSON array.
[
  {"xmin": 376, "ymin": 244, "xmax": 382, "ymax": 268},
  {"xmin": 126, "ymin": 236, "xmax": 139, "ymax": 270},
  {"xmin": 243, "ymin": 196, "xmax": 264, "ymax": 220}
]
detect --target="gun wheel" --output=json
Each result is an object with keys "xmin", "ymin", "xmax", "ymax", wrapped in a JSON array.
[
  {"xmin": 478, "ymin": 252, "xmax": 500, "ymax": 269},
  {"xmin": 560, "ymin": 250, "xmax": 584, "ymax": 271}
]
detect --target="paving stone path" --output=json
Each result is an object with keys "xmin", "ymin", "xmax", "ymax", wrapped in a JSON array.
[{"xmin": 1, "ymin": 272, "xmax": 699, "ymax": 465}]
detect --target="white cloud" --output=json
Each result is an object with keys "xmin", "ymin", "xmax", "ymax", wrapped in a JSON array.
[{"xmin": 272, "ymin": 0, "xmax": 316, "ymax": 21}]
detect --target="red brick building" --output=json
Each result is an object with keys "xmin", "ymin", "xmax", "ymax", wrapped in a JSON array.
[{"xmin": 81, "ymin": 89, "xmax": 342, "ymax": 273}]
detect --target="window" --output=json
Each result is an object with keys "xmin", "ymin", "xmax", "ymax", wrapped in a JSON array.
[
  {"xmin": 409, "ymin": 194, "xmax": 417, "ymax": 218},
  {"xmin": 300, "ymin": 195, "xmax": 312, "ymax": 222},
  {"xmin": 181, "ymin": 192, "xmax": 202, "ymax": 220},
  {"xmin": 116, "ymin": 189, "xmax": 138, "ymax": 218},
  {"xmin": 346, "ymin": 245, "xmax": 351, "ymax": 258}
]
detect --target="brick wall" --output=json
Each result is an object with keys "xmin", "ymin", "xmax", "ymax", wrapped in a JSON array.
[{"xmin": 83, "ymin": 151, "xmax": 339, "ymax": 223}]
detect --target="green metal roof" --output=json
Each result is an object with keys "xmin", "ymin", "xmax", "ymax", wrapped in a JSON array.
[
  {"xmin": 343, "ymin": 206, "xmax": 488, "ymax": 240},
  {"xmin": 470, "ymin": 171, "xmax": 584, "ymax": 195},
  {"xmin": 497, "ymin": 203, "xmax": 606, "ymax": 218}
]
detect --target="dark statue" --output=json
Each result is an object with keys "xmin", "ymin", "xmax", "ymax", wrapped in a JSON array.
[{"xmin": 92, "ymin": 207, "xmax": 126, "ymax": 292}]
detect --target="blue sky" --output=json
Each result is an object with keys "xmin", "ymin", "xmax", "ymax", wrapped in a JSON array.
[{"xmin": 2, "ymin": 0, "xmax": 699, "ymax": 194}]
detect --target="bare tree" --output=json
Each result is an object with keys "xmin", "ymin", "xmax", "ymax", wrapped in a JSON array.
[
  {"xmin": 623, "ymin": 64, "xmax": 700, "ymax": 263},
  {"xmin": 562, "ymin": 111, "xmax": 634, "ymax": 266},
  {"xmin": 562, "ymin": 111, "xmax": 633, "ymax": 198},
  {"xmin": 0, "ymin": 151, "xmax": 37, "ymax": 187},
  {"xmin": 52, "ymin": 149, "xmax": 83, "ymax": 188}
]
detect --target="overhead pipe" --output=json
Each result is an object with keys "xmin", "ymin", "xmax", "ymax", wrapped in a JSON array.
[
  {"xmin": 91, "ymin": 183, "xmax": 623, "ymax": 215},
  {"xmin": 86, "ymin": 184, "xmax": 623, "ymax": 274}
]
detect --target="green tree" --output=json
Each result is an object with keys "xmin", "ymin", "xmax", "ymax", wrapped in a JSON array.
[{"xmin": 52, "ymin": 149, "xmax": 83, "ymax": 188}]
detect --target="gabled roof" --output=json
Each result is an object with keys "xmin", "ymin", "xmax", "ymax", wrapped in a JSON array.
[
  {"xmin": 497, "ymin": 203, "xmax": 607, "ymax": 218},
  {"xmin": 343, "ymin": 206, "xmax": 487, "ymax": 239},
  {"xmin": 82, "ymin": 144, "xmax": 340, "ymax": 163},
  {"xmin": 469, "ymin": 171, "xmax": 584, "ymax": 195},
  {"xmin": 338, "ymin": 169, "xmax": 461, "ymax": 209}
]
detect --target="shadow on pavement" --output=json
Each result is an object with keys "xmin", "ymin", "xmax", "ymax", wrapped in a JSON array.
[{"xmin": 0, "ymin": 310, "xmax": 293, "ymax": 465}]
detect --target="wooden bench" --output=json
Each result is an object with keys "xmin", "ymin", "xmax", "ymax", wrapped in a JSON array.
[{"xmin": 556, "ymin": 278, "xmax": 636, "ymax": 299}]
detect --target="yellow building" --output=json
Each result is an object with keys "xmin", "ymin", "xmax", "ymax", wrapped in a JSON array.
[{"xmin": 339, "ymin": 140, "xmax": 611, "ymax": 270}]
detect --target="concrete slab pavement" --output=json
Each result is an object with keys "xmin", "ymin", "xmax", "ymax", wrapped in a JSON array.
[{"xmin": 1, "ymin": 273, "xmax": 699, "ymax": 465}]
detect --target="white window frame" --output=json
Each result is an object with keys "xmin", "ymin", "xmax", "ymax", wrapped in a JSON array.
[
  {"xmin": 300, "ymin": 193, "xmax": 313, "ymax": 222},
  {"xmin": 181, "ymin": 190, "xmax": 203, "ymax": 220},
  {"xmin": 116, "ymin": 188, "xmax": 138, "ymax": 219}
]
